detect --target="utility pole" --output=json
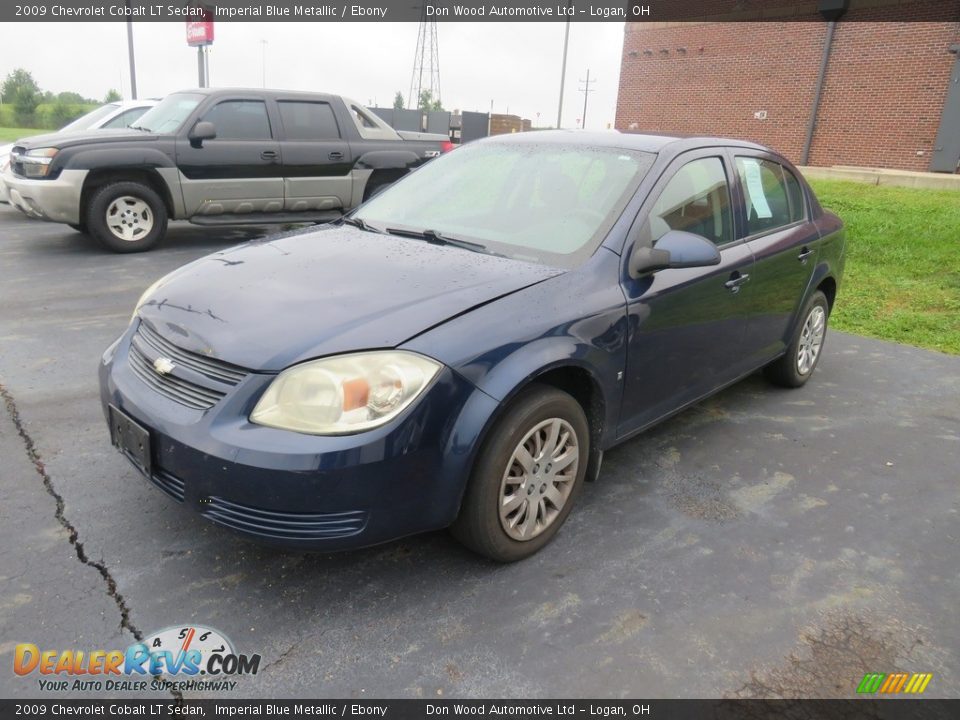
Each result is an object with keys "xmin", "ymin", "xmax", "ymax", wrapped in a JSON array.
[
  {"xmin": 556, "ymin": 7, "xmax": 571, "ymax": 128},
  {"xmin": 125, "ymin": 0, "xmax": 137, "ymax": 99},
  {"xmin": 579, "ymin": 69, "xmax": 595, "ymax": 129}
]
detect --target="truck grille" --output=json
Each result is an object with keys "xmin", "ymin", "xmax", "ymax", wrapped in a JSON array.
[{"xmin": 127, "ymin": 322, "xmax": 249, "ymax": 410}]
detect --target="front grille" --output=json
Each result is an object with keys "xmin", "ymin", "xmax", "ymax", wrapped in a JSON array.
[
  {"xmin": 128, "ymin": 342, "xmax": 226, "ymax": 410},
  {"xmin": 202, "ymin": 496, "xmax": 368, "ymax": 541},
  {"xmin": 150, "ymin": 468, "xmax": 186, "ymax": 503},
  {"xmin": 126, "ymin": 322, "xmax": 250, "ymax": 411},
  {"xmin": 10, "ymin": 145, "xmax": 25, "ymax": 176},
  {"xmin": 135, "ymin": 322, "xmax": 248, "ymax": 385}
]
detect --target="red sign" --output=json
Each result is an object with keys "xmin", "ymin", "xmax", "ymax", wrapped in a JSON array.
[{"xmin": 186, "ymin": 12, "xmax": 214, "ymax": 47}]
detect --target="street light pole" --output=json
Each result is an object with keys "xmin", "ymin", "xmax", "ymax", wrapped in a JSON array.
[
  {"xmin": 556, "ymin": 9, "xmax": 571, "ymax": 129},
  {"xmin": 125, "ymin": 0, "xmax": 137, "ymax": 99}
]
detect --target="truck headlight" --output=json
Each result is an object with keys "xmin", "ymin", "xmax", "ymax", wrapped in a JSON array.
[
  {"xmin": 251, "ymin": 351, "xmax": 442, "ymax": 435},
  {"xmin": 19, "ymin": 147, "xmax": 58, "ymax": 178}
]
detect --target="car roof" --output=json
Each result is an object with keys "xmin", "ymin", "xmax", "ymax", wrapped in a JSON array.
[{"xmin": 485, "ymin": 129, "xmax": 770, "ymax": 155}]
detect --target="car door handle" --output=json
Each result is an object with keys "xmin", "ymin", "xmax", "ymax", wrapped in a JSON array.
[
  {"xmin": 328, "ymin": 151, "xmax": 344, "ymax": 160},
  {"xmin": 725, "ymin": 272, "xmax": 750, "ymax": 293},
  {"xmin": 260, "ymin": 150, "xmax": 279, "ymax": 161},
  {"xmin": 797, "ymin": 246, "xmax": 814, "ymax": 261}
]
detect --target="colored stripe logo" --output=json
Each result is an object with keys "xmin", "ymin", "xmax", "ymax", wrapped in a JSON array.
[{"xmin": 857, "ymin": 672, "xmax": 933, "ymax": 694}]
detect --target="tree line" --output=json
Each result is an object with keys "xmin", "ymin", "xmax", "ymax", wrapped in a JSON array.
[{"xmin": 1, "ymin": 68, "xmax": 122, "ymax": 129}]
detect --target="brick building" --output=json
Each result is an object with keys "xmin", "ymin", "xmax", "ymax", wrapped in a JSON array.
[{"xmin": 615, "ymin": 1, "xmax": 960, "ymax": 172}]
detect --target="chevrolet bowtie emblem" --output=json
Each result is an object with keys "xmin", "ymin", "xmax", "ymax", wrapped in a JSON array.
[{"xmin": 153, "ymin": 357, "xmax": 176, "ymax": 375}]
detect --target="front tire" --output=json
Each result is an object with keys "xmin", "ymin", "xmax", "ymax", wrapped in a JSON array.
[
  {"xmin": 765, "ymin": 290, "xmax": 830, "ymax": 388},
  {"xmin": 87, "ymin": 181, "xmax": 167, "ymax": 253},
  {"xmin": 68, "ymin": 222, "xmax": 87, "ymax": 234},
  {"xmin": 451, "ymin": 385, "xmax": 589, "ymax": 562}
]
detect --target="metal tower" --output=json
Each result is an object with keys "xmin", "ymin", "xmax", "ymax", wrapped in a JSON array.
[{"xmin": 408, "ymin": 8, "xmax": 441, "ymax": 110}]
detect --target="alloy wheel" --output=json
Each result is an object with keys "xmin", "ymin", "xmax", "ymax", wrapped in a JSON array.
[
  {"xmin": 797, "ymin": 305, "xmax": 826, "ymax": 375},
  {"xmin": 498, "ymin": 417, "xmax": 580, "ymax": 541}
]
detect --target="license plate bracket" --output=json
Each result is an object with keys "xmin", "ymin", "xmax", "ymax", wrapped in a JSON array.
[{"xmin": 108, "ymin": 405, "xmax": 152, "ymax": 477}]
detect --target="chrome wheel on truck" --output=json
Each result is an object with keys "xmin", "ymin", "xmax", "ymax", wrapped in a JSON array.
[{"xmin": 87, "ymin": 181, "xmax": 168, "ymax": 253}]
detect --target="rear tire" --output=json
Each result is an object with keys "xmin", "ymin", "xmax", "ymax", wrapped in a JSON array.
[
  {"xmin": 765, "ymin": 290, "xmax": 830, "ymax": 388},
  {"xmin": 362, "ymin": 171, "xmax": 406, "ymax": 202},
  {"xmin": 87, "ymin": 181, "xmax": 167, "ymax": 253},
  {"xmin": 451, "ymin": 385, "xmax": 589, "ymax": 562}
]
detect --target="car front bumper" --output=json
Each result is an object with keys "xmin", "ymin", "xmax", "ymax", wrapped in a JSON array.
[
  {"xmin": 98, "ymin": 323, "xmax": 500, "ymax": 551},
  {"xmin": 5, "ymin": 169, "xmax": 85, "ymax": 223}
]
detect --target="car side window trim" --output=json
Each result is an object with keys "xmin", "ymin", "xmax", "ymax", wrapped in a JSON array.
[{"xmin": 622, "ymin": 149, "xmax": 747, "ymax": 269}]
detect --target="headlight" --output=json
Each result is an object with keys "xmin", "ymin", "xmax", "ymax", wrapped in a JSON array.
[
  {"xmin": 18, "ymin": 147, "xmax": 58, "ymax": 178},
  {"xmin": 251, "ymin": 351, "xmax": 442, "ymax": 435}
]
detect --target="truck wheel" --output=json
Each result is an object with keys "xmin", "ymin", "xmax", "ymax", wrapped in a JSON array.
[
  {"xmin": 87, "ymin": 181, "xmax": 167, "ymax": 253},
  {"xmin": 362, "ymin": 171, "xmax": 405, "ymax": 202}
]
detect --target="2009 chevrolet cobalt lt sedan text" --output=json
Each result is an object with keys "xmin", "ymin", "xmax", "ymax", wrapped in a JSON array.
[{"xmin": 99, "ymin": 131, "xmax": 845, "ymax": 561}]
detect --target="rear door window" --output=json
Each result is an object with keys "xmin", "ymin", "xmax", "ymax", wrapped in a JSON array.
[
  {"xmin": 735, "ymin": 157, "xmax": 802, "ymax": 235},
  {"xmin": 278, "ymin": 101, "xmax": 341, "ymax": 140}
]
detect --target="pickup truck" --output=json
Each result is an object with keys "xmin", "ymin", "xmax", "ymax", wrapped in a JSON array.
[{"xmin": 4, "ymin": 88, "xmax": 452, "ymax": 252}]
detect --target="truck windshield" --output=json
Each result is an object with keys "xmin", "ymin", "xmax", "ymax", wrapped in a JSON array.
[{"xmin": 132, "ymin": 93, "xmax": 204, "ymax": 134}]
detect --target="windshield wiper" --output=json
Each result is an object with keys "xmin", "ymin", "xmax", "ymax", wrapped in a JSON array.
[
  {"xmin": 128, "ymin": 124, "xmax": 151, "ymax": 132},
  {"xmin": 340, "ymin": 216, "xmax": 384, "ymax": 234},
  {"xmin": 386, "ymin": 227, "xmax": 488, "ymax": 253}
]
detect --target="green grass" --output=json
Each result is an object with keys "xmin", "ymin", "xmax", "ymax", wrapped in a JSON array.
[
  {"xmin": 809, "ymin": 179, "xmax": 960, "ymax": 355},
  {"xmin": 0, "ymin": 127, "xmax": 44, "ymax": 142}
]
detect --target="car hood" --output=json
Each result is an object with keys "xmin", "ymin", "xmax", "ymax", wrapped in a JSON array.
[
  {"xmin": 13, "ymin": 129, "xmax": 158, "ymax": 149},
  {"xmin": 137, "ymin": 226, "xmax": 563, "ymax": 372}
]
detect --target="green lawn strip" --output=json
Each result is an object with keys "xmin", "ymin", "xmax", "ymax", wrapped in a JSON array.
[
  {"xmin": 808, "ymin": 179, "xmax": 960, "ymax": 355},
  {"xmin": 0, "ymin": 127, "xmax": 45, "ymax": 143}
]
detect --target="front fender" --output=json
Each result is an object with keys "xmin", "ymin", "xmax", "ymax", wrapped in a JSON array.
[
  {"xmin": 62, "ymin": 146, "xmax": 176, "ymax": 172},
  {"xmin": 404, "ymin": 252, "xmax": 628, "ymax": 451}
]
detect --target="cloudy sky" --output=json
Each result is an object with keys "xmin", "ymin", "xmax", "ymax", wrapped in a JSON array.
[{"xmin": 4, "ymin": 21, "xmax": 625, "ymax": 129}]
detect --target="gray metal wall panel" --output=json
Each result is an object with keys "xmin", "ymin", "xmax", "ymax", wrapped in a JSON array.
[
  {"xmin": 930, "ymin": 49, "xmax": 960, "ymax": 173},
  {"xmin": 426, "ymin": 111, "xmax": 452, "ymax": 135},
  {"xmin": 461, "ymin": 112, "xmax": 489, "ymax": 143}
]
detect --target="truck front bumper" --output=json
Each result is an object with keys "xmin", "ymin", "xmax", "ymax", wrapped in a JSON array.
[{"xmin": 5, "ymin": 169, "xmax": 86, "ymax": 224}]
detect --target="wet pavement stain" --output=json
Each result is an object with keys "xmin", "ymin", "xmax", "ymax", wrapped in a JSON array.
[{"xmin": 731, "ymin": 613, "xmax": 926, "ymax": 699}]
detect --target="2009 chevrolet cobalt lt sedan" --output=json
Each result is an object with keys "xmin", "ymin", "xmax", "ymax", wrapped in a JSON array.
[{"xmin": 100, "ymin": 131, "xmax": 845, "ymax": 561}]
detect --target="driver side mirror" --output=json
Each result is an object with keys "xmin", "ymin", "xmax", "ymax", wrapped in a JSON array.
[
  {"xmin": 628, "ymin": 230, "xmax": 722, "ymax": 278},
  {"xmin": 189, "ymin": 121, "xmax": 216, "ymax": 148}
]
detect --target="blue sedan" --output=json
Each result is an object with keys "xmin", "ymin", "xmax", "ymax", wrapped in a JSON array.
[{"xmin": 99, "ymin": 131, "xmax": 845, "ymax": 561}]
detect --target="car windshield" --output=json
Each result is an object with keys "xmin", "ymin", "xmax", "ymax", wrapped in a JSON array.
[
  {"xmin": 353, "ymin": 139, "xmax": 656, "ymax": 268},
  {"xmin": 131, "ymin": 93, "xmax": 204, "ymax": 133},
  {"xmin": 60, "ymin": 103, "xmax": 121, "ymax": 132}
]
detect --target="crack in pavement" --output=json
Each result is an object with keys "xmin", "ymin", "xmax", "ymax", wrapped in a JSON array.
[{"xmin": 0, "ymin": 381, "xmax": 183, "ymax": 702}]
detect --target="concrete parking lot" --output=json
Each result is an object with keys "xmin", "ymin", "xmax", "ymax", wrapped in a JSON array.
[{"xmin": 1, "ymin": 204, "xmax": 958, "ymax": 699}]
